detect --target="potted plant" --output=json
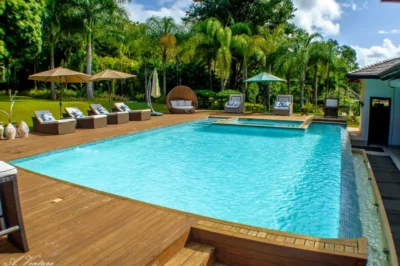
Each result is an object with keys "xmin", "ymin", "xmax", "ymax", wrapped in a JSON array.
[{"xmin": 0, "ymin": 90, "xmax": 18, "ymax": 139}]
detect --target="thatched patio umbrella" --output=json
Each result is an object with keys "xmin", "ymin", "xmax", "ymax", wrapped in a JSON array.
[
  {"xmin": 29, "ymin": 67, "xmax": 91, "ymax": 118},
  {"xmin": 90, "ymin": 69, "xmax": 136, "ymax": 110}
]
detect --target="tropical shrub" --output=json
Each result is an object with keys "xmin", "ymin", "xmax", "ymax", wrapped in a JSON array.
[{"xmin": 195, "ymin": 90, "xmax": 217, "ymax": 109}]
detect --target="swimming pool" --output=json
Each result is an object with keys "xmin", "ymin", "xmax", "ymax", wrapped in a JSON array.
[
  {"xmin": 230, "ymin": 118, "xmax": 302, "ymax": 128},
  {"xmin": 12, "ymin": 118, "xmax": 361, "ymax": 238}
]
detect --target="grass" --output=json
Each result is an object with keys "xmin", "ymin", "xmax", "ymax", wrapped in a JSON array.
[{"xmin": 0, "ymin": 96, "xmax": 168, "ymax": 127}]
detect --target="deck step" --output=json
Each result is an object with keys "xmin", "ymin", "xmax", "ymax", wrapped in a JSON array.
[{"xmin": 165, "ymin": 242, "xmax": 215, "ymax": 266}]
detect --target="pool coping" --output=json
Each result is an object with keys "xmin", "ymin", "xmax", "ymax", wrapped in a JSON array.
[
  {"xmin": 353, "ymin": 148, "xmax": 399, "ymax": 266},
  {"xmin": 210, "ymin": 116, "xmax": 311, "ymax": 130}
]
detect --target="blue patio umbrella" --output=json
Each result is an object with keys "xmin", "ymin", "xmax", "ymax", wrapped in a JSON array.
[{"xmin": 245, "ymin": 73, "xmax": 286, "ymax": 113}]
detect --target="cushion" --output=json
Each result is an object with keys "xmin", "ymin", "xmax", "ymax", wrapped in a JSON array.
[
  {"xmin": 184, "ymin": 100, "xmax": 193, "ymax": 107},
  {"xmin": 177, "ymin": 100, "xmax": 185, "ymax": 106},
  {"xmin": 228, "ymin": 101, "xmax": 239, "ymax": 107},
  {"xmin": 97, "ymin": 107, "xmax": 109, "ymax": 115},
  {"xmin": 71, "ymin": 109, "xmax": 85, "ymax": 118},
  {"xmin": 280, "ymin": 101, "xmax": 290, "ymax": 108},
  {"xmin": 41, "ymin": 113, "xmax": 56, "ymax": 122},
  {"xmin": 171, "ymin": 100, "xmax": 178, "ymax": 107},
  {"xmin": 174, "ymin": 106, "xmax": 194, "ymax": 110},
  {"xmin": 120, "ymin": 104, "xmax": 131, "ymax": 111}
]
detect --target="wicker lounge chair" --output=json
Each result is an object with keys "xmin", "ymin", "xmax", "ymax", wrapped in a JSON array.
[
  {"xmin": 166, "ymin": 86, "xmax": 198, "ymax": 114},
  {"xmin": 113, "ymin": 103, "xmax": 151, "ymax": 121},
  {"xmin": 225, "ymin": 94, "xmax": 245, "ymax": 114},
  {"xmin": 89, "ymin": 104, "xmax": 129, "ymax": 124},
  {"xmin": 273, "ymin": 95, "xmax": 293, "ymax": 116},
  {"xmin": 324, "ymin": 98, "xmax": 339, "ymax": 118},
  {"xmin": 32, "ymin": 110, "xmax": 76, "ymax": 135},
  {"xmin": 65, "ymin": 107, "xmax": 108, "ymax": 129}
]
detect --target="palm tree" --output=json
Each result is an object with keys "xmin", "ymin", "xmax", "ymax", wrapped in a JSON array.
[
  {"xmin": 274, "ymin": 43, "xmax": 298, "ymax": 95},
  {"xmin": 215, "ymin": 25, "xmax": 232, "ymax": 90},
  {"xmin": 185, "ymin": 18, "xmax": 222, "ymax": 90},
  {"xmin": 146, "ymin": 16, "xmax": 178, "ymax": 96},
  {"xmin": 43, "ymin": 0, "xmax": 64, "ymax": 100},
  {"xmin": 67, "ymin": 0, "xmax": 129, "ymax": 99},
  {"xmin": 231, "ymin": 23, "xmax": 267, "ymax": 98},
  {"xmin": 292, "ymin": 30, "xmax": 322, "ymax": 106},
  {"xmin": 308, "ymin": 42, "xmax": 330, "ymax": 111}
]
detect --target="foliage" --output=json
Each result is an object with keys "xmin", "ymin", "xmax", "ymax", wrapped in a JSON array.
[
  {"xmin": 0, "ymin": 0, "xmax": 45, "ymax": 62},
  {"xmin": 247, "ymin": 83, "xmax": 259, "ymax": 104},
  {"xmin": 195, "ymin": 89, "xmax": 217, "ymax": 109},
  {"xmin": 185, "ymin": 0, "xmax": 295, "ymax": 29}
]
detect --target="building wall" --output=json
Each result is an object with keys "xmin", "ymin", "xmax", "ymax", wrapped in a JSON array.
[{"xmin": 360, "ymin": 79, "xmax": 400, "ymax": 146}]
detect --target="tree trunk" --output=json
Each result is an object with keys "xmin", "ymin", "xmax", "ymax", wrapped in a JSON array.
[
  {"xmin": 162, "ymin": 53, "xmax": 167, "ymax": 96},
  {"xmin": 208, "ymin": 60, "xmax": 212, "ymax": 90},
  {"xmin": 287, "ymin": 78, "xmax": 290, "ymax": 95},
  {"xmin": 176, "ymin": 56, "xmax": 180, "ymax": 86},
  {"xmin": 300, "ymin": 70, "xmax": 306, "ymax": 107},
  {"xmin": 267, "ymin": 65, "xmax": 272, "ymax": 111},
  {"xmin": 5, "ymin": 60, "xmax": 10, "ymax": 96},
  {"xmin": 86, "ymin": 41, "xmax": 94, "ymax": 99},
  {"xmin": 144, "ymin": 59, "xmax": 149, "ymax": 104},
  {"xmin": 33, "ymin": 61, "xmax": 37, "ymax": 90},
  {"xmin": 242, "ymin": 58, "xmax": 248, "ymax": 102},
  {"xmin": 313, "ymin": 64, "xmax": 318, "ymax": 113},
  {"xmin": 326, "ymin": 62, "xmax": 331, "ymax": 98},
  {"xmin": 50, "ymin": 43, "xmax": 57, "ymax": 100}
]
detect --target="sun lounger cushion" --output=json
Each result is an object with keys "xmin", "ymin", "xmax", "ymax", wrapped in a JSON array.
[
  {"xmin": 170, "ymin": 100, "xmax": 178, "ymax": 107},
  {"xmin": 177, "ymin": 100, "xmax": 185, "ymax": 106},
  {"xmin": 326, "ymin": 99, "xmax": 338, "ymax": 107},
  {"xmin": 70, "ymin": 109, "xmax": 85, "ymax": 118},
  {"xmin": 41, "ymin": 113, "xmax": 56, "ymax": 122},
  {"xmin": 228, "ymin": 100, "xmax": 239, "ymax": 107},
  {"xmin": 97, "ymin": 107, "xmax": 109, "ymax": 115},
  {"xmin": 119, "ymin": 104, "xmax": 131, "ymax": 111},
  {"xmin": 184, "ymin": 100, "xmax": 192, "ymax": 106}
]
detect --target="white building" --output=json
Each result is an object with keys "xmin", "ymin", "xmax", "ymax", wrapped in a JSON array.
[{"xmin": 346, "ymin": 58, "xmax": 400, "ymax": 146}]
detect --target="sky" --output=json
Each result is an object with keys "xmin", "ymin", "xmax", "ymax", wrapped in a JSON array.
[{"xmin": 125, "ymin": 0, "xmax": 400, "ymax": 68}]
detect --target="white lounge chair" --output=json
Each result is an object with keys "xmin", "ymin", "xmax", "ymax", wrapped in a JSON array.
[
  {"xmin": 273, "ymin": 95, "xmax": 293, "ymax": 116},
  {"xmin": 225, "ymin": 94, "xmax": 244, "ymax": 114}
]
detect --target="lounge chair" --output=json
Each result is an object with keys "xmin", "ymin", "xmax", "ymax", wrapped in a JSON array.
[
  {"xmin": 166, "ymin": 86, "xmax": 198, "ymax": 114},
  {"xmin": 225, "ymin": 94, "xmax": 244, "ymax": 114},
  {"xmin": 113, "ymin": 103, "xmax": 151, "ymax": 121},
  {"xmin": 273, "ymin": 95, "xmax": 293, "ymax": 116},
  {"xmin": 324, "ymin": 98, "xmax": 339, "ymax": 118},
  {"xmin": 32, "ymin": 110, "xmax": 76, "ymax": 135},
  {"xmin": 65, "ymin": 107, "xmax": 108, "ymax": 129},
  {"xmin": 89, "ymin": 104, "xmax": 129, "ymax": 125}
]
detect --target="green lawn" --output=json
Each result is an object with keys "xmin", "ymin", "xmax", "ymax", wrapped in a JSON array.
[{"xmin": 0, "ymin": 96, "xmax": 168, "ymax": 127}]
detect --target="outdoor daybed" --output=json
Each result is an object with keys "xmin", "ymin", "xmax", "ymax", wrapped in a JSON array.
[
  {"xmin": 166, "ymin": 86, "xmax": 198, "ymax": 114},
  {"xmin": 225, "ymin": 94, "xmax": 245, "ymax": 114},
  {"xmin": 324, "ymin": 98, "xmax": 339, "ymax": 118},
  {"xmin": 273, "ymin": 95, "xmax": 293, "ymax": 116},
  {"xmin": 65, "ymin": 107, "xmax": 108, "ymax": 129},
  {"xmin": 113, "ymin": 103, "xmax": 151, "ymax": 121},
  {"xmin": 33, "ymin": 110, "xmax": 76, "ymax": 135},
  {"xmin": 89, "ymin": 104, "xmax": 129, "ymax": 124}
]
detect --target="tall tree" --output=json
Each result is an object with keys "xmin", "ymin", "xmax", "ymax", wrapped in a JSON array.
[
  {"xmin": 231, "ymin": 23, "xmax": 267, "ymax": 98},
  {"xmin": 185, "ymin": 0, "xmax": 295, "ymax": 29},
  {"xmin": 185, "ymin": 18, "xmax": 222, "ymax": 90},
  {"xmin": 0, "ymin": 0, "xmax": 45, "ymax": 93},
  {"xmin": 43, "ymin": 0, "xmax": 64, "ymax": 100},
  {"xmin": 146, "ymin": 16, "xmax": 178, "ymax": 96},
  {"xmin": 292, "ymin": 29, "xmax": 322, "ymax": 106},
  {"xmin": 67, "ymin": 0, "xmax": 129, "ymax": 99}
]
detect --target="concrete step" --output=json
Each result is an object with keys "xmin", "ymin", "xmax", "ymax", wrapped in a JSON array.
[{"xmin": 165, "ymin": 242, "xmax": 215, "ymax": 266}]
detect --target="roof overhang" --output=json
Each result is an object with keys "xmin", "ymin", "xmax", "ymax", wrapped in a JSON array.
[
  {"xmin": 346, "ymin": 59, "xmax": 400, "ymax": 82},
  {"xmin": 381, "ymin": 0, "xmax": 400, "ymax": 2}
]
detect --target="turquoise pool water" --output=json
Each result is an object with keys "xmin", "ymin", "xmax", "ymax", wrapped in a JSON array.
[
  {"xmin": 231, "ymin": 118, "xmax": 302, "ymax": 127},
  {"xmin": 13, "ymin": 119, "xmax": 356, "ymax": 238}
]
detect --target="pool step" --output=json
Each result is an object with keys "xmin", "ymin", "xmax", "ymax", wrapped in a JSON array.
[{"xmin": 164, "ymin": 242, "xmax": 215, "ymax": 266}]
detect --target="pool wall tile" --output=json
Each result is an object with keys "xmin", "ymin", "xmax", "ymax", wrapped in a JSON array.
[{"xmin": 339, "ymin": 127, "xmax": 363, "ymax": 238}]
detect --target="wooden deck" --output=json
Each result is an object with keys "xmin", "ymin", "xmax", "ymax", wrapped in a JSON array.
[
  {"xmin": 0, "ymin": 113, "xmax": 368, "ymax": 265},
  {"xmin": 367, "ymin": 154, "xmax": 400, "ymax": 262}
]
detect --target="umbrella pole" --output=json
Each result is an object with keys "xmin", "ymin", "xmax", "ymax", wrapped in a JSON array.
[{"xmin": 109, "ymin": 80, "xmax": 111, "ymax": 111}]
